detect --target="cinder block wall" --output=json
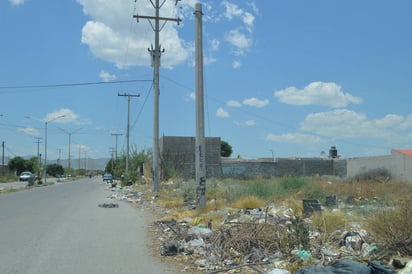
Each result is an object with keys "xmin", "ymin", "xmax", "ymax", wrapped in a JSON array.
[
  {"xmin": 221, "ymin": 159, "xmax": 276, "ymax": 179},
  {"xmin": 221, "ymin": 158, "xmax": 346, "ymax": 179},
  {"xmin": 160, "ymin": 136, "xmax": 221, "ymax": 179}
]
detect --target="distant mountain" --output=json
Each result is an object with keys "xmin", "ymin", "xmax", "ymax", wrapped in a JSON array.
[{"xmin": 55, "ymin": 158, "xmax": 110, "ymax": 171}]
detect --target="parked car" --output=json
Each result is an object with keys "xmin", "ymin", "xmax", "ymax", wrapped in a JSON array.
[
  {"xmin": 102, "ymin": 173, "xmax": 113, "ymax": 182},
  {"xmin": 19, "ymin": 171, "xmax": 34, "ymax": 182}
]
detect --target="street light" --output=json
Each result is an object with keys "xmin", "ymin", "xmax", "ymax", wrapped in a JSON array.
[
  {"xmin": 44, "ymin": 115, "xmax": 65, "ymax": 184},
  {"xmin": 59, "ymin": 128, "xmax": 81, "ymax": 177}
]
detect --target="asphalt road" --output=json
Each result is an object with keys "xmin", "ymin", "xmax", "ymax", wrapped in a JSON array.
[{"xmin": 0, "ymin": 177, "xmax": 180, "ymax": 274}]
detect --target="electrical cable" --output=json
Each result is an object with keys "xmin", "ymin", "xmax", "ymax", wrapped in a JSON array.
[{"xmin": 0, "ymin": 79, "xmax": 151, "ymax": 91}]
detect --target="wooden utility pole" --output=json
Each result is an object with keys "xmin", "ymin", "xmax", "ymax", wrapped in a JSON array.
[
  {"xmin": 133, "ymin": 0, "xmax": 181, "ymax": 192},
  {"xmin": 118, "ymin": 93, "xmax": 140, "ymax": 174},
  {"xmin": 194, "ymin": 3, "xmax": 206, "ymax": 208}
]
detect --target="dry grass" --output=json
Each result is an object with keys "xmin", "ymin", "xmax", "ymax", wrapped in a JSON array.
[
  {"xmin": 230, "ymin": 195, "xmax": 266, "ymax": 209},
  {"xmin": 366, "ymin": 199, "xmax": 412, "ymax": 256},
  {"xmin": 311, "ymin": 210, "xmax": 348, "ymax": 233}
]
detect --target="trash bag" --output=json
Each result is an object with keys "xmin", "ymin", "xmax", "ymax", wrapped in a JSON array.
[
  {"xmin": 294, "ymin": 266, "xmax": 335, "ymax": 274},
  {"xmin": 296, "ymin": 259, "xmax": 371, "ymax": 274},
  {"xmin": 330, "ymin": 260, "xmax": 371, "ymax": 274},
  {"xmin": 368, "ymin": 261, "xmax": 398, "ymax": 274}
]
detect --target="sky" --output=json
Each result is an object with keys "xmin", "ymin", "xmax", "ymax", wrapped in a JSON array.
[{"xmin": 1, "ymin": 0, "xmax": 411, "ymax": 162}]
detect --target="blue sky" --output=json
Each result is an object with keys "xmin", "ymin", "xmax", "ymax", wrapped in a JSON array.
[{"xmin": 1, "ymin": 0, "xmax": 411, "ymax": 162}]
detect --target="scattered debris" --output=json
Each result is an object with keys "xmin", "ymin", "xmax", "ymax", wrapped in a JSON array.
[
  {"xmin": 103, "ymin": 183, "xmax": 412, "ymax": 273},
  {"xmin": 98, "ymin": 203, "xmax": 119, "ymax": 208}
]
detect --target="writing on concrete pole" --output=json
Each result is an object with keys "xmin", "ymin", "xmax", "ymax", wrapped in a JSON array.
[{"xmin": 194, "ymin": 3, "xmax": 206, "ymax": 208}]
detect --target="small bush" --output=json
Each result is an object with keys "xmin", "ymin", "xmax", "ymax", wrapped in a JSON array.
[
  {"xmin": 311, "ymin": 211, "xmax": 347, "ymax": 233},
  {"xmin": 176, "ymin": 179, "xmax": 196, "ymax": 202},
  {"xmin": 280, "ymin": 176, "xmax": 310, "ymax": 192},
  {"xmin": 241, "ymin": 180, "xmax": 279, "ymax": 199},
  {"xmin": 366, "ymin": 199, "xmax": 412, "ymax": 255},
  {"xmin": 353, "ymin": 168, "xmax": 391, "ymax": 182}
]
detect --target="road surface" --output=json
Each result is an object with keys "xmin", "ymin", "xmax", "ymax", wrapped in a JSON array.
[{"xmin": 0, "ymin": 177, "xmax": 180, "ymax": 274}]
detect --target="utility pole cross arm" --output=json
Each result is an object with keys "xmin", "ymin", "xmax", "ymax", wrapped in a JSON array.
[{"xmin": 133, "ymin": 15, "xmax": 181, "ymax": 25}]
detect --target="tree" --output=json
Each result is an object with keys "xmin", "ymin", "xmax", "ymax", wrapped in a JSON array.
[
  {"xmin": 46, "ymin": 164, "xmax": 64, "ymax": 177},
  {"xmin": 221, "ymin": 140, "xmax": 233, "ymax": 157},
  {"xmin": 8, "ymin": 156, "xmax": 37, "ymax": 175}
]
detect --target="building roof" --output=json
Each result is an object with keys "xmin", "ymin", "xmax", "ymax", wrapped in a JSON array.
[{"xmin": 392, "ymin": 149, "xmax": 412, "ymax": 157}]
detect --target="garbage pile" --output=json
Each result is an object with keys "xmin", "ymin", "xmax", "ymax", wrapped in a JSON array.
[
  {"xmin": 152, "ymin": 206, "xmax": 412, "ymax": 273},
  {"xmin": 105, "ymin": 185, "xmax": 412, "ymax": 273}
]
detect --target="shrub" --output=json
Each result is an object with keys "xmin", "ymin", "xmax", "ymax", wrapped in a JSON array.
[
  {"xmin": 280, "ymin": 176, "xmax": 310, "ymax": 192},
  {"xmin": 311, "ymin": 211, "xmax": 347, "ymax": 233},
  {"xmin": 366, "ymin": 199, "xmax": 412, "ymax": 255},
  {"xmin": 176, "ymin": 179, "xmax": 196, "ymax": 203},
  {"xmin": 241, "ymin": 180, "xmax": 279, "ymax": 200},
  {"xmin": 353, "ymin": 168, "xmax": 391, "ymax": 182}
]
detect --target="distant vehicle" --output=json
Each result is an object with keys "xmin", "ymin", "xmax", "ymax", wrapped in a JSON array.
[
  {"xmin": 102, "ymin": 173, "xmax": 113, "ymax": 182},
  {"xmin": 19, "ymin": 171, "xmax": 34, "ymax": 182}
]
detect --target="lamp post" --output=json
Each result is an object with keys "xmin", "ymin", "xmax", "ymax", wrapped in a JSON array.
[
  {"xmin": 59, "ymin": 128, "xmax": 81, "ymax": 177},
  {"xmin": 44, "ymin": 115, "xmax": 65, "ymax": 184}
]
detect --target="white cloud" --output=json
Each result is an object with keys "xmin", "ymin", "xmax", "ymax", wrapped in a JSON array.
[
  {"xmin": 99, "ymin": 70, "xmax": 117, "ymax": 82},
  {"xmin": 297, "ymin": 109, "xmax": 412, "ymax": 141},
  {"xmin": 9, "ymin": 0, "xmax": 24, "ymax": 6},
  {"xmin": 204, "ymin": 55, "xmax": 217, "ymax": 65},
  {"xmin": 227, "ymin": 100, "xmax": 241, "ymax": 107},
  {"xmin": 225, "ymin": 29, "xmax": 252, "ymax": 55},
  {"xmin": 42, "ymin": 108, "xmax": 90, "ymax": 125},
  {"xmin": 232, "ymin": 60, "xmax": 242, "ymax": 69},
  {"xmin": 265, "ymin": 109, "xmax": 412, "ymax": 150},
  {"xmin": 243, "ymin": 97, "xmax": 269, "ymax": 108},
  {"xmin": 242, "ymin": 12, "xmax": 255, "ymax": 32},
  {"xmin": 222, "ymin": 1, "xmax": 254, "ymax": 32},
  {"xmin": 274, "ymin": 81, "xmax": 362, "ymax": 108},
  {"xmin": 77, "ymin": 0, "xmax": 189, "ymax": 68},
  {"xmin": 235, "ymin": 120, "xmax": 255, "ymax": 127},
  {"xmin": 184, "ymin": 92, "xmax": 195, "ymax": 101},
  {"xmin": 77, "ymin": 1, "xmax": 257, "ymax": 68},
  {"xmin": 18, "ymin": 127, "xmax": 39, "ymax": 136},
  {"xmin": 216, "ymin": 107, "xmax": 230, "ymax": 118},
  {"xmin": 266, "ymin": 133, "xmax": 325, "ymax": 144},
  {"xmin": 222, "ymin": 1, "xmax": 243, "ymax": 19},
  {"xmin": 210, "ymin": 39, "xmax": 220, "ymax": 51}
]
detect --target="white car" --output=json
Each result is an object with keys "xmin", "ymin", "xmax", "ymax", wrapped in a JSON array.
[{"xmin": 19, "ymin": 171, "xmax": 34, "ymax": 181}]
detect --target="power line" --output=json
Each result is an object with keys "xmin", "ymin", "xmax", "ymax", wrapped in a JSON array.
[{"xmin": 0, "ymin": 79, "xmax": 151, "ymax": 90}]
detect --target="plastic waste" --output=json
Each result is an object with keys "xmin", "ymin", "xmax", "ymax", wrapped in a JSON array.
[
  {"xmin": 398, "ymin": 260, "xmax": 412, "ymax": 274},
  {"xmin": 268, "ymin": 269, "xmax": 291, "ymax": 274},
  {"xmin": 294, "ymin": 249, "xmax": 311, "ymax": 262}
]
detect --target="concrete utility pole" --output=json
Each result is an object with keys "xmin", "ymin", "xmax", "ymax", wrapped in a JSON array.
[
  {"xmin": 59, "ymin": 128, "xmax": 81, "ymax": 177},
  {"xmin": 1, "ymin": 141, "xmax": 4, "ymax": 176},
  {"xmin": 57, "ymin": 148, "xmax": 63, "ymax": 165},
  {"xmin": 194, "ymin": 3, "xmax": 206, "ymax": 208},
  {"xmin": 109, "ymin": 147, "xmax": 116, "ymax": 171},
  {"xmin": 111, "ymin": 133, "xmax": 122, "ymax": 159},
  {"xmin": 44, "ymin": 115, "xmax": 65, "ymax": 184},
  {"xmin": 118, "ymin": 93, "xmax": 140, "ymax": 174},
  {"xmin": 133, "ymin": 0, "xmax": 181, "ymax": 192},
  {"xmin": 34, "ymin": 137, "xmax": 42, "ymax": 169},
  {"xmin": 78, "ymin": 144, "xmax": 81, "ymax": 175}
]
